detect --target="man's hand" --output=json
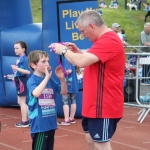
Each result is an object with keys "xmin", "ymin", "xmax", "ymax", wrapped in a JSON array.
[
  {"xmin": 48, "ymin": 43, "xmax": 65, "ymax": 55},
  {"xmin": 48, "ymin": 42, "xmax": 82, "ymax": 55}
]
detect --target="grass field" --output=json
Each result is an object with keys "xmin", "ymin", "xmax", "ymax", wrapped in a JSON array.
[{"xmin": 31, "ymin": 0, "xmax": 148, "ymax": 45}]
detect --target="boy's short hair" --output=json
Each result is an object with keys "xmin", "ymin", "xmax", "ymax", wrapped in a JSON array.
[{"xmin": 28, "ymin": 50, "xmax": 49, "ymax": 71}]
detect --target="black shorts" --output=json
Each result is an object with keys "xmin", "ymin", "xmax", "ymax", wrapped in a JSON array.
[
  {"xmin": 82, "ymin": 117, "xmax": 121, "ymax": 143},
  {"xmin": 14, "ymin": 76, "xmax": 28, "ymax": 96},
  {"xmin": 31, "ymin": 130, "xmax": 55, "ymax": 150}
]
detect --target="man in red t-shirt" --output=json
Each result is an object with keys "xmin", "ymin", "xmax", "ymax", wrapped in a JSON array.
[{"xmin": 49, "ymin": 10, "xmax": 125, "ymax": 150}]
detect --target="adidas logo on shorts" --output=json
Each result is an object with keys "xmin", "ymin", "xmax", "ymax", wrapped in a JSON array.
[{"xmin": 94, "ymin": 133, "xmax": 100, "ymax": 138}]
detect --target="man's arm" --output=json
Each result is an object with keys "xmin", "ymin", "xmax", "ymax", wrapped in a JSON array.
[
  {"xmin": 63, "ymin": 50, "xmax": 99, "ymax": 68},
  {"xmin": 50, "ymin": 43, "xmax": 99, "ymax": 68}
]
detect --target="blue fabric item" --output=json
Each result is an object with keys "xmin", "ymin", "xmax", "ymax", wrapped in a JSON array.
[
  {"xmin": 128, "ymin": 55, "xmax": 138, "ymax": 66},
  {"xmin": 62, "ymin": 57, "xmax": 79, "ymax": 93},
  {"xmin": 27, "ymin": 74, "xmax": 61, "ymax": 133},
  {"xmin": 139, "ymin": 93, "xmax": 150, "ymax": 103},
  {"xmin": 124, "ymin": 77, "xmax": 126, "ymax": 87}
]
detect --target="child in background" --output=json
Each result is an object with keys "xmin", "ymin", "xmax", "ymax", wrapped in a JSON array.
[
  {"xmin": 58, "ymin": 58, "xmax": 80, "ymax": 126},
  {"xmin": 121, "ymin": 29, "xmax": 127, "ymax": 42},
  {"xmin": 99, "ymin": 0, "xmax": 107, "ymax": 8},
  {"xmin": 11, "ymin": 41, "xmax": 30, "ymax": 127},
  {"xmin": 27, "ymin": 50, "xmax": 67, "ymax": 150},
  {"xmin": 143, "ymin": 3, "xmax": 150, "ymax": 22}
]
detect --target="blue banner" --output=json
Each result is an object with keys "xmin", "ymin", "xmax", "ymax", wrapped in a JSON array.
[{"xmin": 58, "ymin": 1, "xmax": 98, "ymax": 49}]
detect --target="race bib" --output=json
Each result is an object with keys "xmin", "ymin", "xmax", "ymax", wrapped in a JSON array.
[{"xmin": 38, "ymin": 88, "xmax": 55, "ymax": 107}]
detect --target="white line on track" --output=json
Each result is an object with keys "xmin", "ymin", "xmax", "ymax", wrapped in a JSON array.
[
  {"xmin": 118, "ymin": 126, "xmax": 135, "ymax": 130},
  {"xmin": 143, "ymin": 141, "xmax": 150, "ymax": 144},
  {"xmin": 0, "ymin": 113, "xmax": 20, "ymax": 119},
  {"xmin": 111, "ymin": 140, "xmax": 148, "ymax": 150},
  {"xmin": 121, "ymin": 119, "xmax": 150, "ymax": 127},
  {"xmin": 22, "ymin": 140, "xmax": 32, "ymax": 143},
  {"xmin": 58, "ymin": 127, "xmax": 84, "ymax": 135},
  {"xmin": 0, "ymin": 142, "xmax": 22, "ymax": 150},
  {"xmin": 123, "ymin": 113, "xmax": 139, "ymax": 116},
  {"xmin": 55, "ymin": 135, "xmax": 68, "ymax": 138},
  {"xmin": 22, "ymin": 135, "xmax": 69, "ymax": 143}
]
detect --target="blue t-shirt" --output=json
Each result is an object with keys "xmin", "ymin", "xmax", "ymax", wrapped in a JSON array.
[
  {"xmin": 14, "ymin": 55, "xmax": 29, "ymax": 77},
  {"xmin": 62, "ymin": 57, "xmax": 79, "ymax": 93},
  {"xmin": 27, "ymin": 74, "xmax": 61, "ymax": 133}
]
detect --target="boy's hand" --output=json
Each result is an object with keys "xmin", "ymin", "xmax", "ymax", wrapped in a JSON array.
[
  {"xmin": 11, "ymin": 65, "xmax": 18, "ymax": 70},
  {"xmin": 55, "ymin": 66, "xmax": 65, "ymax": 80},
  {"xmin": 45, "ymin": 66, "xmax": 52, "ymax": 79}
]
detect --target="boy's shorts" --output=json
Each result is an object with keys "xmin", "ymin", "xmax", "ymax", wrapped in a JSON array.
[
  {"xmin": 62, "ymin": 93, "xmax": 76, "ymax": 105},
  {"xmin": 31, "ymin": 130, "xmax": 55, "ymax": 150},
  {"xmin": 15, "ymin": 76, "xmax": 28, "ymax": 96},
  {"xmin": 82, "ymin": 117, "xmax": 121, "ymax": 143}
]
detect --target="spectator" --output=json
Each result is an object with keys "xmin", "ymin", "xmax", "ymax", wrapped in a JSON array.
[
  {"xmin": 137, "ymin": 0, "xmax": 142, "ymax": 10},
  {"xmin": 49, "ymin": 10, "xmax": 125, "ymax": 150},
  {"xmin": 121, "ymin": 29, "xmax": 127, "ymax": 42},
  {"xmin": 143, "ymin": 3, "xmax": 150, "ymax": 22},
  {"xmin": 109, "ymin": 1, "xmax": 114, "ymax": 8},
  {"xmin": 112, "ymin": 23, "xmax": 128, "ymax": 46},
  {"xmin": 58, "ymin": 58, "xmax": 79, "ymax": 126},
  {"xmin": 139, "ymin": 22, "xmax": 150, "ymax": 84},
  {"xmin": 96, "ymin": 7, "xmax": 103, "ymax": 16},
  {"xmin": 99, "ymin": 0, "xmax": 107, "ymax": 8},
  {"xmin": 113, "ymin": 0, "xmax": 119, "ymax": 9},
  {"xmin": 11, "ymin": 41, "xmax": 30, "ymax": 128}
]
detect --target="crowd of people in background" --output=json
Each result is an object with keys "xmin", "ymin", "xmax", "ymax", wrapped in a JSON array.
[{"xmin": 98, "ymin": 0, "xmax": 150, "ymax": 23}]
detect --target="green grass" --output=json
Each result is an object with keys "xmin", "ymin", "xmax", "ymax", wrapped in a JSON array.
[
  {"xmin": 31, "ymin": 0, "xmax": 148, "ymax": 45},
  {"xmin": 31, "ymin": 0, "xmax": 42, "ymax": 23},
  {"xmin": 99, "ymin": 0, "xmax": 147, "ymax": 45}
]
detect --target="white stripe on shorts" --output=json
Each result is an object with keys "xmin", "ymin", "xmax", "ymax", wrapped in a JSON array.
[{"xmin": 102, "ymin": 118, "xmax": 109, "ymax": 141}]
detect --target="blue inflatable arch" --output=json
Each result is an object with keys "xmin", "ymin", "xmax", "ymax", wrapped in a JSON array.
[{"xmin": 0, "ymin": 0, "xmax": 98, "ymax": 117}]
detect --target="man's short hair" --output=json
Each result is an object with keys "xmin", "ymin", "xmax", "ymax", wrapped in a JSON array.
[
  {"xmin": 76, "ymin": 10, "xmax": 105, "ymax": 27},
  {"xmin": 144, "ymin": 22, "xmax": 150, "ymax": 28}
]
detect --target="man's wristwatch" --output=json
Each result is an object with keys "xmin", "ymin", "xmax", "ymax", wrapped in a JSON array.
[{"xmin": 62, "ymin": 48, "xmax": 68, "ymax": 56}]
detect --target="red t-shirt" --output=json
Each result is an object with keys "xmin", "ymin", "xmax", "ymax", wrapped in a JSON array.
[{"xmin": 82, "ymin": 31, "xmax": 125, "ymax": 118}]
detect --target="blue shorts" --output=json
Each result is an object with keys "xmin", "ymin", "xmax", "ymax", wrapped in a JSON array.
[
  {"xmin": 82, "ymin": 117, "xmax": 121, "ymax": 143},
  {"xmin": 15, "ymin": 76, "xmax": 28, "ymax": 96},
  {"xmin": 31, "ymin": 130, "xmax": 55, "ymax": 150},
  {"xmin": 62, "ymin": 93, "xmax": 76, "ymax": 105}
]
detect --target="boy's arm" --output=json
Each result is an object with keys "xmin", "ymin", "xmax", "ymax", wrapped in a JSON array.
[
  {"xmin": 32, "ymin": 76, "xmax": 50, "ymax": 97},
  {"xmin": 55, "ymin": 66, "xmax": 68, "ymax": 95}
]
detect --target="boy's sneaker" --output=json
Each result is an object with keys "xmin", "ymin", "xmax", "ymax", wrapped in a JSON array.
[
  {"xmin": 69, "ymin": 119, "xmax": 76, "ymax": 124},
  {"xmin": 57, "ymin": 120, "xmax": 70, "ymax": 126},
  {"xmin": 15, "ymin": 120, "xmax": 30, "ymax": 128}
]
